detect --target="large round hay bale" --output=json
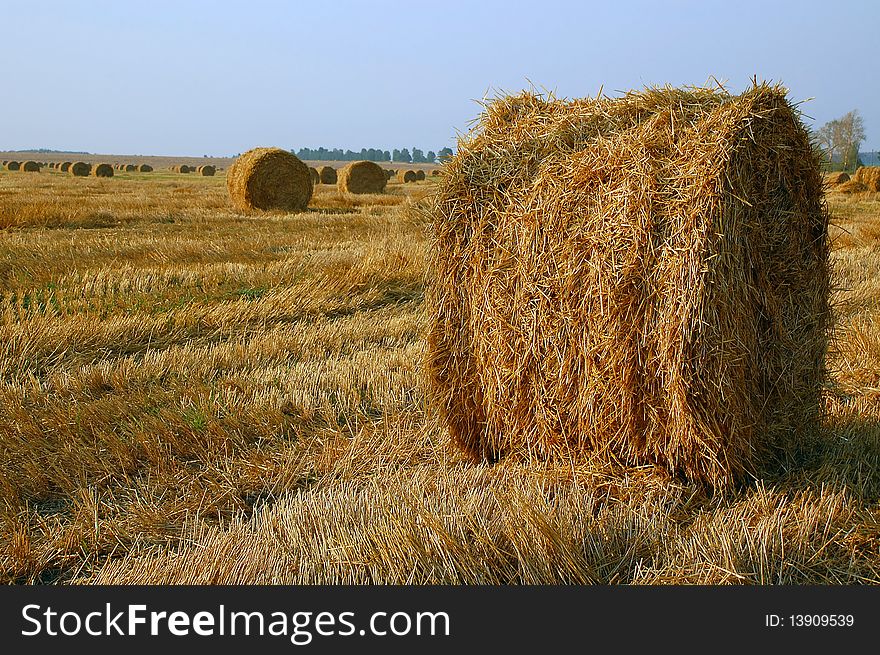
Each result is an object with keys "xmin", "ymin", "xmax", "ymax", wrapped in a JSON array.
[
  {"xmin": 93, "ymin": 163, "xmax": 114, "ymax": 177},
  {"xmin": 397, "ymin": 169, "xmax": 417, "ymax": 183},
  {"xmin": 852, "ymin": 166, "xmax": 880, "ymax": 192},
  {"xmin": 227, "ymin": 147, "xmax": 312, "ymax": 211},
  {"xmin": 309, "ymin": 167, "xmax": 320, "ymax": 185},
  {"xmin": 428, "ymin": 84, "xmax": 830, "ymax": 489},
  {"xmin": 415, "ymin": 169, "xmax": 426, "ymax": 181},
  {"xmin": 338, "ymin": 160, "xmax": 387, "ymax": 194},
  {"xmin": 21, "ymin": 161, "xmax": 40, "ymax": 172},
  {"xmin": 138, "ymin": 164, "xmax": 153, "ymax": 172},
  {"xmin": 318, "ymin": 166, "xmax": 337, "ymax": 185},
  {"xmin": 198, "ymin": 165, "xmax": 215, "ymax": 176},
  {"xmin": 6, "ymin": 161, "xmax": 19, "ymax": 171},
  {"xmin": 69, "ymin": 162, "xmax": 91, "ymax": 176},
  {"xmin": 60, "ymin": 162, "xmax": 72, "ymax": 172},
  {"xmin": 824, "ymin": 171, "xmax": 849, "ymax": 186}
]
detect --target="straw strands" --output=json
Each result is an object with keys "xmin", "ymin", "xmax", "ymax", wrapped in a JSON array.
[
  {"xmin": 226, "ymin": 147, "xmax": 313, "ymax": 212},
  {"xmin": 427, "ymin": 83, "xmax": 830, "ymax": 488}
]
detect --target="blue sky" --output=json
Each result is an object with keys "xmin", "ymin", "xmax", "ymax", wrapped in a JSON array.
[{"xmin": 2, "ymin": 0, "xmax": 877, "ymax": 156}]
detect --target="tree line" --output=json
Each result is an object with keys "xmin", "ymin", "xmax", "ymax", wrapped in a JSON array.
[
  {"xmin": 293, "ymin": 146, "xmax": 454, "ymax": 163},
  {"xmin": 815, "ymin": 110, "xmax": 867, "ymax": 171}
]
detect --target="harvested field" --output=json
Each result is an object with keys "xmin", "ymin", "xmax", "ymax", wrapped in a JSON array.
[{"xmin": 0, "ymin": 162, "xmax": 877, "ymax": 585}]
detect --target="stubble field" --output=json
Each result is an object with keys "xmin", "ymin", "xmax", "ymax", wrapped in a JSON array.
[{"xmin": 0, "ymin": 167, "xmax": 878, "ymax": 584}]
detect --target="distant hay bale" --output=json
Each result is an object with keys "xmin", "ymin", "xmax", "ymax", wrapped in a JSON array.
[
  {"xmin": 172, "ymin": 164, "xmax": 191, "ymax": 173},
  {"xmin": 60, "ymin": 162, "xmax": 71, "ymax": 172},
  {"xmin": 93, "ymin": 163, "xmax": 114, "ymax": 177},
  {"xmin": 338, "ymin": 160, "xmax": 387, "ymax": 194},
  {"xmin": 227, "ymin": 147, "xmax": 312, "ymax": 212},
  {"xmin": 7, "ymin": 161, "xmax": 19, "ymax": 171},
  {"xmin": 385, "ymin": 169, "xmax": 395, "ymax": 180},
  {"xmin": 824, "ymin": 171, "xmax": 849, "ymax": 186},
  {"xmin": 431, "ymin": 169, "xmax": 441, "ymax": 176},
  {"xmin": 397, "ymin": 169, "xmax": 417, "ymax": 183},
  {"xmin": 124, "ymin": 164, "xmax": 136, "ymax": 172},
  {"xmin": 198, "ymin": 165, "xmax": 216, "ymax": 176},
  {"xmin": 69, "ymin": 162, "xmax": 91, "ymax": 176},
  {"xmin": 309, "ymin": 167, "xmax": 320, "ymax": 184},
  {"xmin": 21, "ymin": 161, "xmax": 40, "ymax": 172},
  {"xmin": 428, "ymin": 84, "xmax": 830, "ymax": 488},
  {"xmin": 318, "ymin": 166, "xmax": 337, "ymax": 185},
  {"xmin": 138, "ymin": 164, "xmax": 153, "ymax": 172},
  {"xmin": 415, "ymin": 169, "xmax": 426, "ymax": 180},
  {"xmin": 837, "ymin": 180, "xmax": 868, "ymax": 194},
  {"xmin": 853, "ymin": 166, "xmax": 880, "ymax": 192}
]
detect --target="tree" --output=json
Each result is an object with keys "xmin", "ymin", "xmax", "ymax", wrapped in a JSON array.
[
  {"xmin": 396, "ymin": 148, "xmax": 412, "ymax": 163},
  {"xmin": 426, "ymin": 151, "xmax": 437, "ymax": 164},
  {"xmin": 412, "ymin": 147, "xmax": 425, "ymax": 163},
  {"xmin": 817, "ymin": 110, "xmax": 866, "ymax": 171},
  {"xmin": 438, "ymin": 147, "xmax": 454, "ymax": 161}
]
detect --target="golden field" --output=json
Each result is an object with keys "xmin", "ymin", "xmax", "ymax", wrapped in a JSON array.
[{"xmin": 0, "ymin": 167, "xmax": 878, "ymax": 584}]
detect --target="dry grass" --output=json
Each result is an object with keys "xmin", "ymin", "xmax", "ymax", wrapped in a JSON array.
[{"xmin": 0, "ymin": 167, "xmax": 877, "ymax": 585}]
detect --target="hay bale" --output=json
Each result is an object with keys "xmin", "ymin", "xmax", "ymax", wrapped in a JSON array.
[
  {"xmin": 385, "ymin": 169, "xmax": 395, "ymax": 180},
  {"xmin": 123, "ymin": 164, "xmax": 136, "ymax": 172},
  {"xmin": 337, "ymin": 160, "xmax": 387, "ymax": 194},
  {"xmin": 227, "ymin": 147, "xmax": 312, "ymax": 212},
  {"xmin": 397, "ymin": 169, "xmax": 417, "ymax": 183},
  {"xmin": 93, "ymin": 163, "xmax": 114, "ymax": 177},
  {"xmin": 60, "ymin": 162, "xmax": 71, "ymax": 172},
  {"xmin": 318, "ymin": 166, "xmax": 337, "ymax": 185},
  {"xmin": 138, "ymin": 164, "xmax": 153, "ymax": 172},
  {"xmin": 415, "ymin": 169, "xmax": 426, "ymax": 180},
  {"xmin": 837, "ymin": 180, "xmax": 868, "ymax": 194},
  {"xmin": 852, "ymin": 166, "xmax": 880, "ymax": 192},
  {"xmin": 431, "ymin": 169, "xmax": 441, "ymax": 176},
  {"xmin": 427, "ymin": 84, "xmax": 830, "ymax": 488},
  {"xmin": 21, "ymin": 161, "xmax": 40, "ymax": 172},
  {"xmin": 824, "ymin": 171, "xmax": 849, "ymax": 186},
  {"xmin": 309, "ymin": 167, "xmax": 320, "ymax": 185},
  {"xmin": 6, "ymin": 161, "xmax": 20, "ymax": 171},
  {"xmin": 69, "ymin": 162, "xmax": 91, "ymax": 176},
  {"xmin": 198, "ymin": 165, "xmax": 216, "ymax": 176}
]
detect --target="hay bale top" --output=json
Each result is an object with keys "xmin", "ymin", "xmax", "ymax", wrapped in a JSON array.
[
  {"xmin": 429, "ymin": 83, "xmax": 829, "ymax": 487},
  {"xmin": 227, "ymin": 147, "xmax": 312, "ymax": 212},
  {"xmin": 337, "ymin": 160, "xmax": 387, "ymax": 194},
  {"xmin": 318, "ymin": 165, "xmax": 337, "ymax": 184},
  {"xmin": 93, "ymin": 163, "xmax": 114, "ymax": 177},
  {"xmin": 21, "ymin": 161, "xmax": 40, "ymax": 172},
  {"xmin": 824, "ymin": 171, "xmax": 849, "ymax": 186},
  {"xmin": 397, "ymin": 169, "xmax": 417, "ymax": 183}
]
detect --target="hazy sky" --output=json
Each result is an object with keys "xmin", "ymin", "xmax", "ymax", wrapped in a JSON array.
[{"xmin": 2, "ymin": 0, "xmax": 878, "ymax": 156}]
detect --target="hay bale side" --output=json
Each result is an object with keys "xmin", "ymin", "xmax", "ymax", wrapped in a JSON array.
[
  {"xmin": 93, "ymin": 163, "xmax": 114, "ymax": 177},
  {"xmin": 852, "ymin": 166, "xmax": 880, "ymax": 191},
  {"xmin": 337, "ymin": 160, "xmax": 387, "ymax": 194},
  {"xmin": 824, "ymin": 171, "xmax": 849, "ymax": 185},
  {"xmin": 397, "ymin": 169, "xmax": 417, "ymax": 183},
  {"xmin": 60, "ymin": 162, "xmax": 71, "ymax": 172},
  {"xmin": 21, "ymin": 161, "xmax": 40, "ymax": 172},
  {"xmin": 69, "ymin": 162, "xmax": 91, "ymax": 176},
  {"xmin": 138, "ymin": 164, "xmax": 153, "ymax": 172},
  {"xmin": 318, "ymin": 166, "xmax": 337, "ymax": 185},
  {"xmin": 415, "ymin": 169, "xmax": 426, "ymax": 180},
  {"xmin": 6, "ymin": 161, "xmax": 21, "ymax": 171},
  {"xmin": 428, "ymin": 84, "xmax": 830, "ymax": 488},
  {"xmin": 227, "ymin": 147, "xmax": 312, "ymax": 212},
  {"xmin": 199, "ymin": 165, "xmax": 216, "ymax": 176}
]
